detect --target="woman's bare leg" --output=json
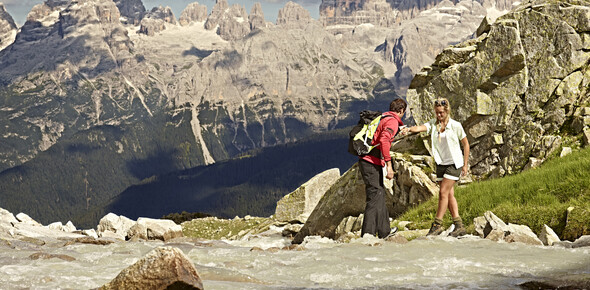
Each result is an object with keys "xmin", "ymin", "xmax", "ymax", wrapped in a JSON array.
[{"xmin": 436, "ymin": 178, "xmax": 456, "ymax": 220}]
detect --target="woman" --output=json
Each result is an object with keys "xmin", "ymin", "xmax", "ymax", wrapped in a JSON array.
[{"xmin": 401, "ymin": 98, "xmax": 469, "ymax": 237}]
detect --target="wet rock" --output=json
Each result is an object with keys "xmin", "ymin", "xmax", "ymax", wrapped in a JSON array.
[
  {"xmin": 572, "ymin": 235, "xmax": 590, "ymax": 248},
  {"xmin": 275, "ymin": 168, "xmax": 340, "ymax": 224},
  {"xmin": 281, "ymin": 223, "xmax": 303, "ymax": 237},
  {"xmin": 100, "ymin": 247, "xmax": 203, "ymax": 290},
  {"xmin": 64, "ymin": 237, "xmax": 116, "ymax": 246},
  {"xmin": 30, "ymin": 252, "xmax": 76, "ymax": 261},
  {"xmin": 334, "ymin": 215, "xmax": 363, "ymax": 239},
  {"xmin": 539, "ymin": 224, "xmax": 560, "ymax": 246},
  {"xmin": 385, "ymin": 234, "xmax": 409, "ymax": 244}
]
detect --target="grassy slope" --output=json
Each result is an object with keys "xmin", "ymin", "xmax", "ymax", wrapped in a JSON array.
[{"xmin": 398, "ymin": 146, "xmax": 590, "ymax": 241}]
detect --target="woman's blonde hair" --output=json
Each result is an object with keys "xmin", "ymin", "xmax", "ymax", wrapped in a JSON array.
[{"xmin": 433, "ymin": 98, "xmax": 451, "ymax": 124}]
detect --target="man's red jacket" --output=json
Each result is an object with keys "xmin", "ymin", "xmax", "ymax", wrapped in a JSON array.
[{"xmin": 360, "ymin": 111, "xmax": 403, "ymax": 167}]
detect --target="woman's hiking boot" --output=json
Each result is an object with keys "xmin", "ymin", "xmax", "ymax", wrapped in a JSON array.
[
  {"xmin": 426, "ymin": 222, "xmax": 443, "ymax": 236},
  {"xmin": 450, "ymin": 217, "xmax": 466, "ymax": 237},
  {"xmin": 450, "ymin": 225, "xmax": 466, "ymax": 237}
]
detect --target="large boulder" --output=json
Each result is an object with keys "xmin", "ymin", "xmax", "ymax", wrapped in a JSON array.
[
  {"xmin": 97, "ymin": 213, "xmax": 136, "ymax": 239},
  {"xmin": 100, "ymin": 247, "xmax": 203, "ymax": 290},
  {"xmin": 137, "ymin": 218, "xmax": 183, "ymax": 241},
  {"xmin": 474, "ymin": 211, "xmax": 544, "ymax": 245},
  {"xmin": 292, "ymin": 157, "xmax": 437, "ymax": 243},
  {"xmin": 406, "ymin": 0, "xmax": 590, "ymax": 178},
  {"xmin": 274, "ymin": 168, "xmax": 341, "ymax": 224}
]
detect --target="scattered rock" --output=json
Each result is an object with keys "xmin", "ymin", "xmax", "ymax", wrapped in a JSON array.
[
  {"xmin": 63, "ymin": 237, "xmax": 116, "ymax": 246},
  {"xmin": 275, "ymin": 168, "xmax": 340, "ymax": 224},
  {"xmin": 539, "ymin": 224, "xmax": 560, "ymax": 246},
  {"xmin": 572, "ymin": 235, "xmax": 590, "ymax": 248},
  {"xmin": 560, "ymin": 147, "xmax": 572, "ymax": 157},
  {"xmin": 385, "ymin": 234, "xmax": 409, "ymax": 244},
  {"xmin": 97, "ymin": 213, "xmax": 136, "ymax": 239},
  {"xmin": 99, "ymin": 247, "xmax": 203, "ymax": 290},
  {"xmin": 504, "ymin": 224, "xmax": 543, "ymax": 246}
]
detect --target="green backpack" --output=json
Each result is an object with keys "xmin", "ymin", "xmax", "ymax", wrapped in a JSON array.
[{"xmin": 347, "ymin": 110, "xmax": 391, "ymax": 156}]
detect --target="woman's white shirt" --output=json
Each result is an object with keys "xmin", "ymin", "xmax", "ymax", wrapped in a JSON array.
[{"xmin": 423, "ymin": 118, "xmax": 467, "ymax": 168}]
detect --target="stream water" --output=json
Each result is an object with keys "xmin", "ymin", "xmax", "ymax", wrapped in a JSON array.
[{"xmin": 1, "ymin": 230, "xmax": 589, "ymax": 289}]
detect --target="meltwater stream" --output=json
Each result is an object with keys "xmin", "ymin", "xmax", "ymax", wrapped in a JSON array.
[{"xmin": 1, "ymin": 233, "xmax": 589, "ymax": 289}]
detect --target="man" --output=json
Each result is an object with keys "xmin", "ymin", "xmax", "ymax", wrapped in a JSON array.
[{"xmin": 359, "ymin": 98, "xmax": 406, "ymax": 238}]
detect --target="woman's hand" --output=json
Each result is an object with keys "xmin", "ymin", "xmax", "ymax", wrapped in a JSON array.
[{"xmin": 461, "ymin": 166, "xmax": 468, "ymax": 177}]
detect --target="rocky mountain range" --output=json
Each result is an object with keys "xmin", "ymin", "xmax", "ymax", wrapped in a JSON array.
[
  {"xmin": 0, "ymin": 3, "xmax": 17, "ymax": 51},
  {"xmin": 0, "ymin": 0, "xmax": 530, "ymax": 226}
]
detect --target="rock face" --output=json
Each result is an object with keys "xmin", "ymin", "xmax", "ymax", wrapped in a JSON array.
[
  {"xmin": 100, "ymin": 247, "xmax": 204, "ymax": 290},
  {"xmin": 406, "ymin": 0, "xmax": 590, "ymax": 179},
  {"xmin": 276, "ymin": 2, "xmax": 313, "ymax": 29},
  {"xmin": 205, "ymin": 0, "xmax": 251, "ymax": 40},
  {"xmin": 275, "ymin": 168, "xmax": 341, "ymax": 224},
  {"xmin": 248, "ymin": 2, "xmax": 266, "ymax": 30},
  {"xmin": 381, "ymin": 0, "xmax": 490, "ymax": 94},
  {"xmin": 0, "ymin": 3, "xmax": 17, "ymax": 51},
  {"xmin": 319, "ymin": 0, "xmax": 521, "ymax": 27},
  {"xmin": 139, "ymin": 6, "xmax": 177, "ymax": 35},
  {"xmin": 113, "ymin": 0, "xmax": 145, "ymax": 25},
  {"xmin": 293, "ymin": 156, "xmax": 437, "ymax": 243},
  {"xmin": 179, "ymin": 2, "xmax": 208, "ymax": 26}
]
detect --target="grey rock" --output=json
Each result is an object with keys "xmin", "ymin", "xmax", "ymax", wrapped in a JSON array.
[
  {"xmin": 139, "ymin": 6, "xmax": 177, "ymax": 35},
  {"xmin": 275, "ymin": 168, "xmax": 341, "ymax": 224},
  {"xmin": 248, "ymin": 2, "xmax": 266, "ymax": 30},
  {"xmin": 204, "ymin": 0, "xmax": 251, "ymax": 40},
  {"xmin": 473, "ymin": 216, "xmax": 486, "ymax": 237},
  {"xmin": 137, "ymin": 218, "xmax": 183, "ymax": 241},
  {"xmin": 15, "ymin": 213, "xmax": 42, "ymax": 226},
  {"xmin": 0, "ymin": 3, "xmax": 17, "ymax": 51},
  {"xmin": 114, "ymin": 0, "xmax": 145, "ymax": 25},
  {"xmin": 504, "ymin": 223, "xmax": 543, "ymax": 246},
  {"xmin": 97, "ymin": 213, "xmax": 136, "ymax": 237},
  {"xmin": 560, "ymin": 147, "xmax": 572, "ymax": 157},
  {"xmin": 583, "ymin": 128, "xmax": 590, "ymax": 147},
  {"xmin": 179, "ymin": 2, "xmax": 208, "ymax": 26},
  {"xmin": 572, "ymin": 235, "xmax": 590, "ymax": 248},
  {"xmin": 282, "ymin": 223, "xmax": 304, "ymax": 236},
  {"xmin": 0, "ymin": 208, "xmax": 18, "ymax": 225},
  {"xmin": 127, "ymin": 223, "xmax": 148, "ymax": 240},
  {"xmin": 406, "ymin": 0, "xmax": 590, "ymax": 178},
  {"xmin": 539, "ymin": 224, "xmax": 560, "ymax": 246},
  {"xmin": 293, "ymin": 158, "xmax": 437, "ymax": 243},
  {"xmin": 100, "ymin": 247, "xmax": 203, "ymax": 290},
  {"xmin": 334, "ymin": 215, "xmax": 363, "ymax": 238},
  {"xmin": 277, "ymin": 1, "xmax": 313, "ymax": 29},
  {"xmin": 483, "ymin": 211, "xmax": 508, "ymax": 237}
]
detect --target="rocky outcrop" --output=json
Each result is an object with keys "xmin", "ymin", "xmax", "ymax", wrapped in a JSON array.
[
  {"xmin": 139, "ymin": 6, "xmax": 177, "ymax": 36},
  {"xmin": 100, "ymin": 247, "xmax": 204, "ymax": 290},
  {"xmin": 381, "ymin": 0, "xmax": 490, "ymax": 94},
  {"xmin": 179, "ymin": 2, "xmax": 208, "ymax": 26},
  {"xmin": 473, "ymin": 211, "xmax": 544, "ymax": 245},
  {"xmin": 275, "ymin": 168, "xmax": 341, "ymax": 224},
  {"xmin": 293, "ymin": 156, "xmax": 437, "ymax": 243},
  {"xmin": 320, "ymin": 0, "xmax": 521, "ymax": 27},
  {"xmin": 114, "ymin": 0, "xmax": 145, "ymax": 25},
  {"xmin": 406, "ymin": 0, "xmax": 590, "ymax": 179},
  {"xmin": 320, "ymin": 0, "xmax": 399, "ymax": 27},
  {"xmin": 248, "ymin": 2, "xmax": 266, "ymax": 30},
  {"xmin": 204, "ymin": 0, "xmax": 251, "ymax": 40},
  {"xmin": 0, "ymin": 3, "xmax": 17, "ymax": 51},
  {"xmin": 276, "ymin": 2, "xmax": 313, "ymax": 29}
]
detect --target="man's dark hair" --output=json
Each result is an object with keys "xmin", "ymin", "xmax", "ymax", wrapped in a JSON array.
[{"xmin": 389, "ymin": 98, "xmax": 407, "ymax": 113}]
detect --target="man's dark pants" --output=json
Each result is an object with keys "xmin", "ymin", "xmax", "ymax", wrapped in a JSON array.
[{"xmin": 359, "ymin": 159, "xmax": 390, "ymax": 238}]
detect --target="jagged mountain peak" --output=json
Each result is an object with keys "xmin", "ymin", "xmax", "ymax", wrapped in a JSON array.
[{"xmin": 0, "ymin": 2, "xmax": 17, "ymax": 51}]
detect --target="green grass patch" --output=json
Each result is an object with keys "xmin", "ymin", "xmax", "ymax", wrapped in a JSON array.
[
  {"xmin": 181, "ymin": 216, "xmax": 275, "ymax": 240},
  {"xmin": 399, "ymin": 146, "xmax": 590, "ymax": 240}
]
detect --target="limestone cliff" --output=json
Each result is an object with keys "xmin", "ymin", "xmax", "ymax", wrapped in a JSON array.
[
  {"xmin": 114, "ymin": 0, "xmax": 145, "ymax": 25},
  {"xmin": 406, "ymin": 0, "xmax": 590, "ymax": 178},
  {"xmin": 0, "ymin": 3, "xmax": 17, "ymax": 51}
]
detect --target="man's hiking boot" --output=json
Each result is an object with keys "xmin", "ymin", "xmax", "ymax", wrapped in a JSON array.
[
  {"xmin": 450, "ymin": 224, "xmax": 466, "ymax": 237},
  {"xmin": 385, "ymin": 226, "xmax": 398, "ymax": 239},
  {"xmin": 426, "ymin": 222, "xmax": 443, "ymax": 236}
]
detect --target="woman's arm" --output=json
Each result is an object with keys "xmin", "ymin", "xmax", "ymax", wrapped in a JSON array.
[
  {"xmin": 460, "ymin": 136, "xmax": 469, "ymax": 176},
  {"xmin": 402, "ymin": 125, "xmax": 427, "ymax": 135}
]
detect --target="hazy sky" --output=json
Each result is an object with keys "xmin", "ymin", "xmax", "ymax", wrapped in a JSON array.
[{"xmin": 2, "ymin": 0, "xmax": 321, "ymax": 26}]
